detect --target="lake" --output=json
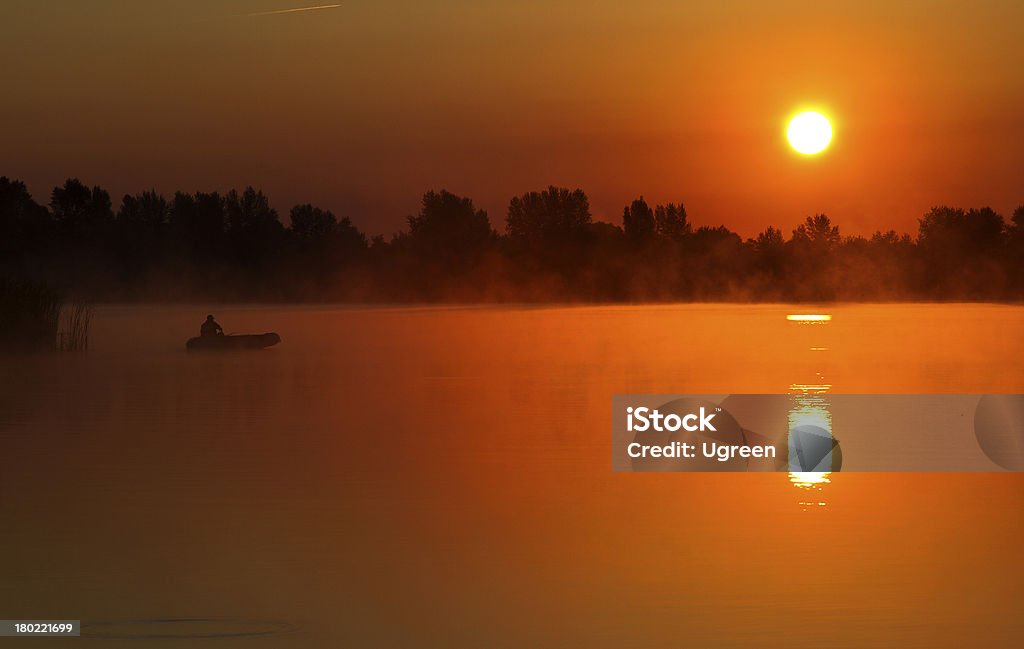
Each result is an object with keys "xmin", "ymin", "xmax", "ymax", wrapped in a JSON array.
[{"xmin": 2, "ymin": 304, "xmax": 1023, "ymax": 647}]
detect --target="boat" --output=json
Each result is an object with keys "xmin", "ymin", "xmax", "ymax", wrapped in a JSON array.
[{"xmin": 186, "ymin": 333, "xmax": 281, "ymax": 351}]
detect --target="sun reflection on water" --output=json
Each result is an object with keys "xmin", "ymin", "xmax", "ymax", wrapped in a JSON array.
[
  {"xmin": 788, "ymin": 471, "xmax": 831, "ymax": 506},
  {"xmin": 787, "ymin": 313, "xmax": 835, "ymax": 509},
  {"xmin": 787, "ymin": 390, "xmax": 834, "ymax": 509},
  {"xmin": 786, "ymin": 314, "xmax": 832, "ymax": 322}
]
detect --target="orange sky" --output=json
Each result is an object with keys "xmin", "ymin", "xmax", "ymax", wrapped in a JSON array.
[{"xmin": 2, "ymin": 0, "xmax": 1022, "ymax": 237}]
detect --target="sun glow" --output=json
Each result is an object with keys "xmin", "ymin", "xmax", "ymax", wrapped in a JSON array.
[{"xmin": 787, "ymin": 111, "xmax": 832, "ymax": 155}]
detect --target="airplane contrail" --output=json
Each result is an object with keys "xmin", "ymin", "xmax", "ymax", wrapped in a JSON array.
[{"xmin": 241, "ymin": 4, "xmax": 342, "ymax": 18}]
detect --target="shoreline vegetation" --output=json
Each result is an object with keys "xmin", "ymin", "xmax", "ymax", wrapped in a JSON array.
[
  {"xmin": 2, "ymin": 176, "xmax": 1023, "ymax": 304},
  {"xmin": 0, "ymin": 277, "xmax": 92, "ymax": 351}
]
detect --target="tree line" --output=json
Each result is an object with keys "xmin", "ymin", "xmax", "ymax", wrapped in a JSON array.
[{"xmin": 2, "ymin": 176, "xmax": 1023, "ymax": 301}]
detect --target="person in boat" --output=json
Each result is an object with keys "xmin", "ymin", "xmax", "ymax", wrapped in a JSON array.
[{"xmin": 201, "ymin": 314, "xmax": 224, "ymax": 338}]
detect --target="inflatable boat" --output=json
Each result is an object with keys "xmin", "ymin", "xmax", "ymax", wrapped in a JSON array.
[{"xmin": 186, "ymin": 333, "xmax": 281, "ymax": 351}]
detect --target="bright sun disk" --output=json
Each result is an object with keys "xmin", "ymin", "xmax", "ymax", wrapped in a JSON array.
[{"xmin": 787, "ymin": 111, "xmax": 832, "ymax": 155}]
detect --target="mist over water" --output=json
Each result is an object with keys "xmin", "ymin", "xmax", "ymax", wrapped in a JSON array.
[{"xmin": 2, "ymin": 304, "xmax": 1024, "ymax": 648}]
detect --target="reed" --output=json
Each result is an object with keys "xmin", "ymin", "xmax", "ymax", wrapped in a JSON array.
[
  {"xmin": 57, "ymin": 302, "xmax": 93, "ymax": 352},
  {"xmin": 0, "ymin": 277, "xmax": 92, "ymax": 351}
]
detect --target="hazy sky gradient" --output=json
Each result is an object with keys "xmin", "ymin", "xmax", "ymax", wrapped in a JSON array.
[{"xmin": 3, "ymin": 0, "xmax": 1022, "ymax": 236}]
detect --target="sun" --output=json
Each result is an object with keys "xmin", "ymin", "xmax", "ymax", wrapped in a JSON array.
[{"xmin": 787, "ymin": 111, "xmax": 832, "ymax": 155}]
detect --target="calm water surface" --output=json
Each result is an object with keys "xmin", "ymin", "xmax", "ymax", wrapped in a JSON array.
[{"xmin": 2, "ymin": 304, "xmax": 1023, "ymax": 648}]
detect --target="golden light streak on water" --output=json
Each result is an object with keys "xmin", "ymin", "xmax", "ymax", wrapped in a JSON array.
[
  {"xmin": 786, "ymin": 314, "xmax": 832, "ymax": 322},
  {"xmin": 787, "ymin": 312, "xmax": 834, "ymax": 508},
  {"xmin": 787, "ymin": 394, "xmax": 834, "ymax": 509},
  {"xmin": 788, "ymin": 383, "xmax": 833, "ymax": 393}
]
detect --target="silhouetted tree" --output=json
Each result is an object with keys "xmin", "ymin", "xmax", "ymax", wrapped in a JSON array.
[
  {"xmin": 4, "ymin": 173, "xmax": 1024, "ymax": 302},
  {"xmin": 0, "ymin": 177, "xmax": 51, "ymax": 257},
  {"xmin": 918, "ymin": 206, "xmax": 1005, "ymax": 255},
  {"xmin": 506, "ymin": 186, "xmax": 591, "ymax": 247},
  {"xmin": 332, "ymin": 216, "xmax": 369, "ymax": 257},
  {"xmin": 118, "ymin": 191, "xmax": 168, "ymax": 230},
  {"xmin": 113, "ymin": 191, "xmax": 169, "ymax": 273},
  {"xmin": 870, "ymin": 229, "xmax": 912, "ymax": 247},
  {"xmin": 290, "ymin": 204, "xmax": 337, "ymax": 243},
  {"xmin": 50, "ymin": 179, "xmax": 112, "ymax": 240},
  {"xmin": 170, "ymin": 191, "xmax": 226, "ymax": 266},
  {"xmin": 751, "ymin": 226, "xmax": 786, "ymax": 276},
  {"xmin": 1012, "ymin": 205, "xmax": 1024, "ymax": 231},
  {"xmin": 654, "ymin": 203, "xmax": 689, "ymax": 239},
  {"xmin": 622, "ymin": 197, "xmax": 656, "ymax": 244},
  {"xmin": 1009, "ymin": 205, "xmax": 1024, "ymax": 283},
  {"xmin": 682, "ymin": 225, "xmax": 745, "ymax": 296},
  {"xmin": 286, "ymin": 203, "xmax": 368, "ymax": 291},
  {"xmin": 223, "ymin": 187, "xmax": 284, "ymax": 268},
  {"xmin": 866, "ymin": 230, "xmax": 916, "ymax": 295},
  {"xmin": 691, "ymin": 225, "xmax": 742, "ymax": 251},
  {"xmin": 792, "ymin": 214, "xmax": 841, "ymax": 248},
  {"xmin": 406, "ymin": 190, "xmax": 493, "ymax": 260},
  {"xmin": 288, "ymin": 203, "xmax": 367, "ymax": 259},
  {"xmin": 782, "ymin": 215, "xmax": 841, "ymax": 299},
  {"xmin": 916, "ymin": 206, "xmax": 1007, "ymax": 297},
  {"xmin": 753, "ymin": 226, "xmax": 785, "ymax": 250}
]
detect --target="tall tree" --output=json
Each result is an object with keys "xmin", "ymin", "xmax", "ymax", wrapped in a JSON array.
[
  {"xmin": 622, "ymin": 197, "xmax": 656, "ymax": 244},
  {"xmin": 1012, "ymin": 205, "xmax": 1024, "ymax": 231},
  {"xmin": 506, "ymin": 186, "xmax": 591, "ymax": 247},
  {"xmin": 0, "ymin": 177, "xmax": 51, "ymax": 255},
  {"xmin": 406, "ymin": 190, "xmax": 493, "ymax": 259},
  {"xmin": 50, "ymin": 178, "xmax": 112, "ymax": 239},
  {"xmin": 290, "ymin": 203, "xmax": 337, "ymax": 244},
  {"xmin": 792, "ymin": 214, "xmax": 841, "ymax": 248},
  {"xmin": 654, "ymin": 203, "xmax": 689, "ymax": 239},
  {"xmin": 223, "ymin": 187, "xmax": 284, "ymax": 267},
  {"xmin": 118, "ymin": 191, "xmax": 168, "ymax": 229},
  {"xmin": 114, "ymin": 191, "xmax": 169, "ymax": 272},
  {"xmin": 917, "ymin": 206, "xmax": 1005, "ymax": 255},
  {"xmin": 169, "ymin": 191, "xmax": 226, "ymax": 265},
  {"xmin": 287, "ymin": 203, "xmax": 367, "ymax": 284}
]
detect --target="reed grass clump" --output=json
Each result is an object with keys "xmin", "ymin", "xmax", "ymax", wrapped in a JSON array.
[
  {"xmin": 0, "ymin": 277, "xmax": 92, "ymax": 351},
  {"xmin": 57, "ymin": 303, "xmax": 93, "ymax": 352}
]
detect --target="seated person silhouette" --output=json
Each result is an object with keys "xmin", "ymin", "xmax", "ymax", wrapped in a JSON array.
[{"xmin": 201, "ymin": 314, "xmax": 224, "ymax": 338}]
